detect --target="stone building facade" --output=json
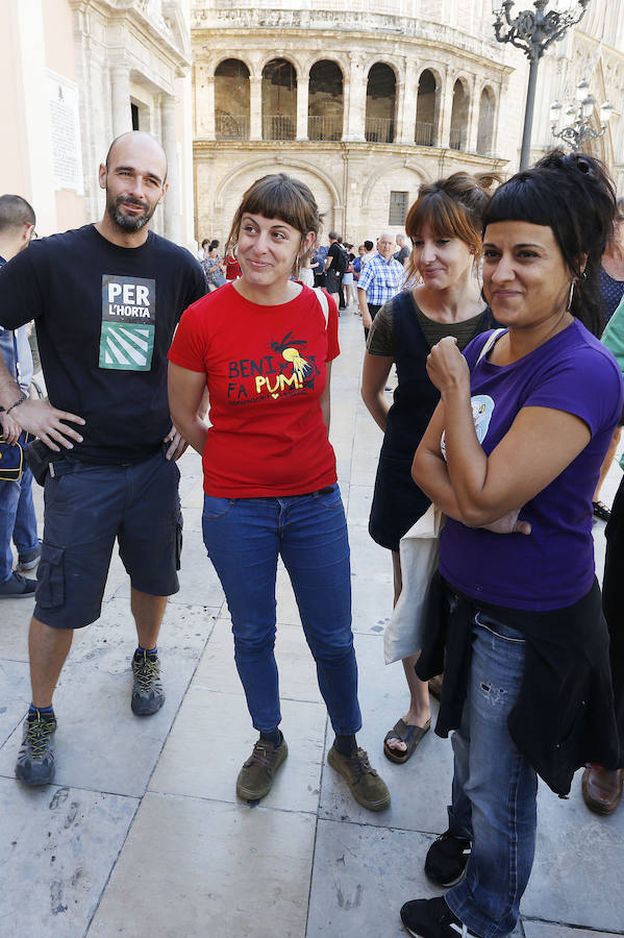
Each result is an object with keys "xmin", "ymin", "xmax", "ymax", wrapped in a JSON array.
[
  {"xmin": 192, "ymin": 0, "xmax": 624, "ymax": 247},
  {"xmin": 1, "ymin": 0, "xmax": 196, "ymax": 245}
]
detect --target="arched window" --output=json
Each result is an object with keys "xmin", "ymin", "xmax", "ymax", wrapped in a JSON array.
[
  {"xmin": 308, "ymin": 61, "xmax": 344, "ymax": 141},
  {"xmin": 262, "ymin": 58, "xmax": 297, "ymax": 140},
  {"xmin": 214, "ymin": 59, "xmax": 250, "ymax": 140},
  {"xmin": 415, "ymin": 69, "xmax": 436, "ymax": 146},
  {"xmin": 450, "ymin": 80, "xmax": 469, "ymax": 151},
  {"xmin": 365, "ymin": 63, "xmax": 396, "ymax": 143},
  {"xmin": 477, "ymin": 86, "xmax": 495, "ymax": 155}
]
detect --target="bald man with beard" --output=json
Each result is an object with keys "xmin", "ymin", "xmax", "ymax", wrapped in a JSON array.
[{"xmin": 0, "ymin": 131, "xmax": 206, "ymax": 786}]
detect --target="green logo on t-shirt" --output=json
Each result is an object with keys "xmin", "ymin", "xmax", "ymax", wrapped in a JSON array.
[{"xmin": 99, "ymin": 275, "xmax": 156, "ymax": 371}]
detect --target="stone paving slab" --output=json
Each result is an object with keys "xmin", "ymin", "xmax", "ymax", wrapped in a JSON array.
[
  {"xmin": 319, "ymin": 631, "xmax": 454, "ymax": 835},
  {"xmin": 523, "ymin": 924, "xmax": 619, "ymax": 938},
  {"xmin": 306, "ymin": 819, "xmax": 525, "ymax": 938},
  {"xmin": 0, "ymin": 599, "xmax": 219, "ymax": 796},
  {"xmin": 111, "ymin": 522, "xmax": 225, "ymax": 609},
  {"xmin": 0, "ymin": 657, "xmax": 32, "ymax": 749},
  {"xmin": 0, "ymin": 777, "xmax": 137, "ymax": 938},
  {"xmin": 524, "ymin": 772, "xmax": 624, "ymax": 932},
  {"xmin": 86, "ymin": 793, "xmax": 316, "ymax": 938},
  {"xmin": 193, "ymin": 616, "xmax": 324, "ymax": 706},
  {"xmin": 149, "ymin": 683, "xmax": 326, "ymax": 815}
]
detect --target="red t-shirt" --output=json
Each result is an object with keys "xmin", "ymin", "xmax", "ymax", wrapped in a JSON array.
[
  {"xmin": 168, "ymin": 282, "xmax": 340, "ymax": 497},
  {"xmin": 224, "ymin": 255, "xmax": 242, "ymax": 280}
]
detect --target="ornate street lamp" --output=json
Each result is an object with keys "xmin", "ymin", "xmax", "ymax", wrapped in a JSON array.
[
  {"xmin": 491, "ymin": 0, "xmax": 591, "ymax": 169},
  {"xmin": 550, "ymin": 78, "xmax": 613, "ymax": 149}
]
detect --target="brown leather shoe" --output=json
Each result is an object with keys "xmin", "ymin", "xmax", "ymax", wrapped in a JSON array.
[{"xmin": 581, "ymin": 764, "xmax": 624, "ymax": 815}]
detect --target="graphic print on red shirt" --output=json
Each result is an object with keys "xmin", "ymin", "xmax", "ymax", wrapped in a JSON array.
[{"xmin": 168, "ymin": 282, "xmax": 340, "ymax": 497}]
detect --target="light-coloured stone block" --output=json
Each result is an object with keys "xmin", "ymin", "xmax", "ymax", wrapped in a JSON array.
[
  {"xmin": 88, "ymin": 793, "xmax": 316, "ymax": 938},
  {"xmin": 193, "ymin": 617, "xmax": 323, "ymax": 705},
  {"xmin": 150, "ymin": 684, "xmax": 327, "ymax": 814},
  {"xmin": 0, "ymin": 778, "xmax": 137, "ymax": 938},
  {"xmin": 0, "ymin": 600, "xmax": 219, "ymax": 796}
]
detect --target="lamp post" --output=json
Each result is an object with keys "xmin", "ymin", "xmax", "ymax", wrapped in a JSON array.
[
  {"xmin": 550, "ymin": 78, "xmax": 613, "ymax": 149},
  {"xmin": 491, "ymin": 0, "xmax": 591, "ymax": 169}
]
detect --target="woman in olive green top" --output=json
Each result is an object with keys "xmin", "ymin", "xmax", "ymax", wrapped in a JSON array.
[{"xmin": 361, "ymin": 172, "xmax": 498, "ymax": 763}]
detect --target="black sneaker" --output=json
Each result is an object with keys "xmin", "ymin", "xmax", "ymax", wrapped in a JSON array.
[
  {"xmin": 0, "ymin": 572, "xmax": 36, "ymax": 599},
  {"xmin": 593, "ymin": 500, "xmax": 611, "ymax": 523},
  {"xmin": 425, "ymin": 829, "xmax": 472, "ymax": 887},
  {"xmin": 131, "ymin": 651, "xmax": 165, "ymax": 716},
  {"xmin": 15, "ymin": 711, "xmax": 57, "ymax": 786},
  {"xmin": 400, "ymin": 896, "xmax": 479, "ymax": 938},
  {"xmin": 17, "ymin": 542, "xmax": 42, "ymax": 572}
]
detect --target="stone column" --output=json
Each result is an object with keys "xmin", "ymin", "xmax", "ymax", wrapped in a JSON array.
[
  {"xmin": 467, "ymin": 76, "xmax": 480, "ymax": 153},
  {"xmin": 111, "ymin": 65, "xmax": 132, "ymax": 137},
  {"xmin": 161, "ymin": 94, "xmax": 180, "ymax": 244},
  {"xmin": 249, "ymin": 75, "xmax": 262, "ymax": 141},
  {"xmin": 396, "ymin": 60, "xmax": 417, "ymax": 145},
  {"xmin": 344, "ymin": 53, "xmax": 366, "ymax": 142},
  {"xmin": 296, "ymin": 68, "xmax": 309, "ymax": 141},
  {"xmin": 195, "ymin": 65, "xmax": 215, "ymax": 139},
  {"xmin": 439, "ymin": 71, "xmax": 454, "ymax": 149}
]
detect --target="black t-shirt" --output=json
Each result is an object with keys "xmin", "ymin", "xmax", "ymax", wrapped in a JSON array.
[
  {"xmin": 0, "ymin": 225, "xmax": 205, "ymax": 463},
  {"xmin": 327, "ymin": 242, "xmax": 344, "ymax": 273}
]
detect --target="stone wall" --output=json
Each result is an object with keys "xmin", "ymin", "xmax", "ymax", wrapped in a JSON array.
[{"xmin": 192, "ymin": 1, "xmax": 514, "ymax": 244}]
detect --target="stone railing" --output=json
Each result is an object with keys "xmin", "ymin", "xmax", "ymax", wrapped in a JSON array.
[
  {"xmin": 215, "ymin": 112, "xmax": 250, "ymax": 140},
  {"xmin": 365, "ymin": 117, "xmax": 395, "ymax": 143},
  {"xmin": 262, "ymin": 113, "xmax": 296, "ymax": 141},
  {"xmin": 308, "ymin": 115, "xmax": 343, "ymax": 141},
  {"xmin": 414, "ymin": 120, "xmax": 434, "ymax": 146}
]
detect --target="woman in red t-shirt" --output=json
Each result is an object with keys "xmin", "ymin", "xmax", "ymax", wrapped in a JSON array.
[{"xmin": 168, "ymin": 173, "xmax": 389, "ymax": 812}]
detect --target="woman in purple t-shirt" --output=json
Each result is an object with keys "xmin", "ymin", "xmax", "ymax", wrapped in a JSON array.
[{"xmin": 401, "ymin": 152, "xmax": 623, "ymax": 938}]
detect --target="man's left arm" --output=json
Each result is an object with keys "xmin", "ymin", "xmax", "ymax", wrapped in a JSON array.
[{"xmin": 164, "ymin": 257, "xmax": 208, "ymax": 459}]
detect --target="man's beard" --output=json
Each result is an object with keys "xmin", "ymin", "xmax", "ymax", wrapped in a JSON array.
[{"xmin": 107, "ymin": 194, "xmax": 154, "ymax": 232}]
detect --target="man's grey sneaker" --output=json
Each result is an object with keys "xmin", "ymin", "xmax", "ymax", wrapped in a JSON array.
[
  {"xmin": 327, "ymin": 745, "xmax": 391, "ymax": 811},
  {"xmin": 15, "ymin": 712, "xmax": 57, "ymax": 786},
  {"xmin": 131, "ymin": 651, "xmax": 165, "ymax": 716},
  {"xmin": 0, "ymin": 572, "xmax": 36, "ymax": 599},
  {"xmin": 400, "ymin": 896, "xmax": 479, "ymax": 938},
  {"xmin": 17, "ymin": 542, "xmax": 42, "ymax": 572},
  {"xmin": 236, "ymin": 738, "xmax": 288, "ymax": 802},
  {"xmin": 425, "ymin": 829, "xmax": 472, "ymax": 887}
]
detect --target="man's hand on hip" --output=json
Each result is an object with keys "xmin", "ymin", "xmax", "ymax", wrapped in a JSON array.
[{"xmin": 11, "ymin": 398, "xmax": 85, "ymax": 451}]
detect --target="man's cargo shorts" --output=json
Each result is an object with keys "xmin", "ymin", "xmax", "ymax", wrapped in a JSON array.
[{"xmin": 34, "ymin": 447, "xmax": 183, "ymax": 629}]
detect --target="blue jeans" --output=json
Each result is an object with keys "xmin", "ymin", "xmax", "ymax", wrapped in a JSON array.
[
  {"xmin": 445, "ymin": 610, "xmax": 537, "ymax": 938},
  {"xmin": 202, "ymin": 485, "xmax": 362, "ymax": 735},
  {"xmin": 0, "ymin": 463, "xmax": 38, "ymax": 582}
]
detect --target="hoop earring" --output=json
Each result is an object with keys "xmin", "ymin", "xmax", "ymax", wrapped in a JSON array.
[{"xmin": 567, "ymin": 279, "xmax": 576, "ymax": 312}]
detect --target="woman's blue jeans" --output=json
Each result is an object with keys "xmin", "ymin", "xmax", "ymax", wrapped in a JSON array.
[
  {"xmin": 202, "ymin": 485, "xmax": 362, "ymax": 736},
  {"xmin": 0, "ymin": 464, "xmax": 38, "ymax": 582},
  {"xmin": 445, "ymin": 610, "xmax": 538, "ymax": 938}
]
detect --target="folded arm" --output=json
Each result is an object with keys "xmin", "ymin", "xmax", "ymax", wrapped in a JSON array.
[{"xmin": 412, "ymin": 337, "xmax": 591, "ymax": 528}]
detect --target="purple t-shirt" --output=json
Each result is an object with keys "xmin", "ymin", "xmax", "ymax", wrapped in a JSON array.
[{"xmin": 439, "ymin": 320, "xmax": 624, "ymax": 611}]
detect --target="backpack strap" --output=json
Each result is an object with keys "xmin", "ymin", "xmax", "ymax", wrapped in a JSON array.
[
  {"xmin": 476, "ymin": 327, "xmax": 505, "ymax": 365},
  {"xmin": 313, "ymin": 287, "xmax": 329, "ymax": 327}
]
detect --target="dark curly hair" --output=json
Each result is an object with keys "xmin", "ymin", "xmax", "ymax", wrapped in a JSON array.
[{"xmin": 482, "ymin": 149, "xmax": 617, "ymax": 336}]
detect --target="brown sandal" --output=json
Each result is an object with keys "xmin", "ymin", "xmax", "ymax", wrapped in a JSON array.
[{"xmin": 383, "ymin": 717, "xmax": 431, "ymax": 764}]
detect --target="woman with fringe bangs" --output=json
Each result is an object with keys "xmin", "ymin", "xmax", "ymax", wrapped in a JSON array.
[
  {"xmin": 362, "ymin": 172, "xmax": 499, "ymax": 764},
  {"xmin": 400, "ymin": 151, "xmax": 623, "ymax": 938},
  {"xmin": 167, "ymin": 173, "xmax": 390, "ymax": 814}
]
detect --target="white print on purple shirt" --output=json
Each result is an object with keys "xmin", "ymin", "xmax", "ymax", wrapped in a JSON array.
[{"xmin": 440, "ymin": 394, "xmax": 495, "ymax": 461}]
